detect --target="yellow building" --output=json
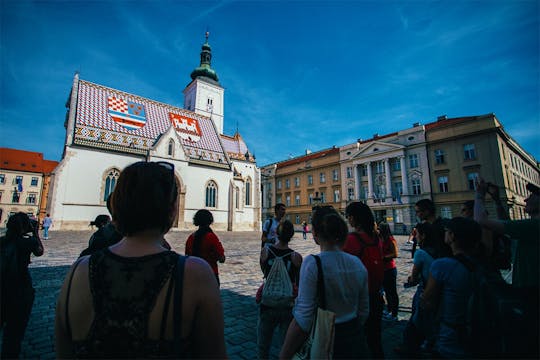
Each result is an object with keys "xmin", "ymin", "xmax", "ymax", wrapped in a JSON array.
[
  {"xmin": 262, "ymin": 147, "xmax": 341, "ymax": 227},
  {"xmin": 426, "ymin": 114, "xmax": 539, "ymax": 219},
  {"xmin": 0, "ymin": 148, "xmax": 58, "ymax": 226},
  {"xmin": 260, "ymin": 113, "xmax": 539, "ymax": 232}
]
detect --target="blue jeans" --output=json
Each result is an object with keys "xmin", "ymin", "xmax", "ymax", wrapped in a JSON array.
[
  {"xmin": 257, "ymin": 305, "xmax": 292, "ymax": 359},
  {"xmin": 43, "ymin": 226, "xmax": 50, "ymax": 239}
]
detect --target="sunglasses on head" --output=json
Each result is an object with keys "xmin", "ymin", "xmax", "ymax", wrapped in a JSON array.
[{"xmin": 132, "ymin": 161, "xmax": 174, "ymax": 172}]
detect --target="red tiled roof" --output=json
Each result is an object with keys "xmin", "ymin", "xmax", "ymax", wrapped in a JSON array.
[
  {"xmin": 42, "ymin": 160, "xmax": 59, "ymax": 174},
  {"xmin": 424, "ymin": 115, "xmax": 483, "ymax": 130},
  {"xmin": 276, "ymin": 147, "xmax": 339, "ymax": 168},
  {"xmin": 0, "ymin": 148, "xmax": 58, "ymax": 173}
]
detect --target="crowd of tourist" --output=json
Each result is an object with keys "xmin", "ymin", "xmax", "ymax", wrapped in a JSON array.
[{"xmin": 1, "ymin": 160, "xmax": 538, "ymax": 359}]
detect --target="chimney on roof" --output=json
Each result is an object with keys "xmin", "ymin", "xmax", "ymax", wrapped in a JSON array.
[
  {"xmin": 413, "ymin": 122, "xmax": 420, "ymax": 127},
  {"xmin": 437, "ymin": 115, "xmax": 447, "ymax": 121}
]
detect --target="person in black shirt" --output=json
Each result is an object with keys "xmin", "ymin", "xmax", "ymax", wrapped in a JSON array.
[{"xmin": 1, "ymin": 212, "xmax": 44, "ymax": 358}]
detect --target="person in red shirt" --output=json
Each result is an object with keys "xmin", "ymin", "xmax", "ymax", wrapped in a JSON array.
[
  {"xmin": 343, "ymin": 201, "xmax": 385, "ymax": 359},
  {"xmin": 185, "ymin": 210, "xmax": 225, "ymax": 286},
  {"xmin": 378, "ymin": 222, "xmax": 399, "ymax": 322}
]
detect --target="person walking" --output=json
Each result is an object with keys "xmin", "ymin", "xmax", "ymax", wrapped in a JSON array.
[
  {"xmin": 261, "ymin": 203, "xmax": 286, "ymax": 248},
  {"xmin": 257, "ymin": 220, "xmax": 302, "ymax": 359},
  {"xmin": 280, "ymin": 205, "xmax": 369, "ymax": 359},
  {"xmin": 379, "ymin": 222, "xmax": 399, "ymax": 322},
  {"xmin": 1, "ymin": 212, "xmax": 44, "ymax": 358},
  {"xmin": 302, "ymin": 221, "xmax": 308, "ymax": 240},
  {"xmin": 185, "ymin": 209, "xmax": 225, "ymax": 287},
  {"xmin": 55, "ymin": 161, "xmax": 226, "ymax": 358},
  {"xmin": 42, "ymin": 213, "xmax": 52, "ymax": 240}
]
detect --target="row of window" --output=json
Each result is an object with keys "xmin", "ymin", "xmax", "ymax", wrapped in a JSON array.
[
  {"xmin": 434, "ymin": 144, "xmax": 477, "ymax": 165},
  {"xmin": 0, "ymin": 174, "xmax": 40, "ymax": 186},
  {"xmin": 103, "ymin": 169, "xmax": 253, "ymax": 210},
  {"xmin": 275, "ymin": 170, "xmax": 340, "ymax": 190},
  {"xmin": 510, "ymin": 152, "xmax": 537, "ymax": 181},
  {"xmin": 437, "ymin": 172, "xmax": 479, "ymax": 193},
  {"xmin": 276, "ymin": 189, "xmax": 342, "ymax": 206},
  {"xmin": 0, "ymin": 191, "xmax": 38, "ymax": 204}
]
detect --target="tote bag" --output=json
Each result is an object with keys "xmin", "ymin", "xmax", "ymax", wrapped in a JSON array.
[{"xmin": 293, "ymin": 255, "xmax": 335, "ymax": 360}]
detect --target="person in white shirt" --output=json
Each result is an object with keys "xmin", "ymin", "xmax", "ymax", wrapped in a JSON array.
[
  {"xmin": 280, "ymin": 205, "xmax": 369, "ymax": 359},
  {"xmin": 260, "ymin": 203, "xmax": 286, "ymax": 248}
]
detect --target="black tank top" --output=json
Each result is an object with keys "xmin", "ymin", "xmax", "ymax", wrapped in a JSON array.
[{"xmin": 67, "ymin": 249, "xmax": 190, "ymax": 358}]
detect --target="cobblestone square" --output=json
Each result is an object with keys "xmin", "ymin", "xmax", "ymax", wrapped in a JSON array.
[{"xmin": 18, "ymin": 230, "xmax": 416, "ymax": 359}]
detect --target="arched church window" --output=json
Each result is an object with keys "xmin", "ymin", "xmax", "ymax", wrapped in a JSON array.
[
  {"xmin": 103, "ymin": 168, "xmax": 120, "ymax": 202},
  {"xmin": 205, "ymin": 181, "xmax": 217, "ymax": 208},
  {"xmin": 245, "ymin": 178, "xmax": 252, "ymax": 206},
  {"xmin": 235, "ymin": 187, "xmax": 240, "ymax": 209},
  {"xmin": 168, "ymin": 139, "xmax": 175, "ymax": 157}
]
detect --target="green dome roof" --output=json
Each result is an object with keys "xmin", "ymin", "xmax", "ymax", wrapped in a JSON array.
[
  {"xmin": 190, "ymin": 32, "xmax": 219, "ymax": 84},
  {"xmin": 190, "ymin": 65, "xmax": 218, "ymax": 82}
]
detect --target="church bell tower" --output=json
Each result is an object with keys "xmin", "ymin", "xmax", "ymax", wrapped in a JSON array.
[{"xmin": 183, "ymin": 32, "xmax": 225, "ymax": 134}]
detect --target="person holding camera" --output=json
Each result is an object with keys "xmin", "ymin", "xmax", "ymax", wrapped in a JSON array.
[
  {"xmin": 474, "ymin": 177, "xmax": 539, "ymax": 357},
  {"xmin": 1, "ymin": 212, "xmax": 44, "ymax": 358}
]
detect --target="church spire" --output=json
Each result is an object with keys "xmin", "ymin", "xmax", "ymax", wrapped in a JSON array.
[{"xmin": 190, "ymin": 31, "xmax": 219, "ymax": 84}]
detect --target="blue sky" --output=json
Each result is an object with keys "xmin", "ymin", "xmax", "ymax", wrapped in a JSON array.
[{"xmin": 1, "ymin": 0, "xmax": 538, "ymax": 166}]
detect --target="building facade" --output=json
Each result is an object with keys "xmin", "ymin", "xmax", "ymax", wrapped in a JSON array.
[
  {"xmin": 425, "ymin": 114, "xmax": 540, "ymax": 220},
  {"xmin": 0, "ymin": 148, "xmax": 58, "ymax": 226},
  {"xmin": 262, "ymin": 147, "xmax": 341, "ymax": 227},
  {"xmin": 50, "ymin": 35, "xmax": 261, "ymax": 231},
  {"xmin": 339, "ymin": 125, "xmax": 430, "ymax": 233},
  {"xmin": 260, "ymin": 114, "xmax": 539, "ymax": 233}
]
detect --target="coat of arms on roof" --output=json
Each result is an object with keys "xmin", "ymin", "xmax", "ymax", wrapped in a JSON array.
[
  {"xmin": 107, "ymin": 96, "xmax": 147, "ymax": 130},
  {"xmin": 169, "ymin": 113, "xmax": 202, "ymax": 142}
]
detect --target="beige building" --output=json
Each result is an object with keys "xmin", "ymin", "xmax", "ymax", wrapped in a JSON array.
[
  {"xmin": 260, "ymin": 113, "xmax": 539, "ymax": 233},
  {"xmin": 339, "ymin": 124, "xmax": 429, "ymax": 233},
  {"xmin": 0, "ymin": 148, "xmax": 58, "ymax": 226},
  {"xmin": 262, "ymin": 147, "xmax": 341, "ymax": 227},
  {"xmin": 425, "ymin": 114, "xmax": 540, "ymax": 220}
]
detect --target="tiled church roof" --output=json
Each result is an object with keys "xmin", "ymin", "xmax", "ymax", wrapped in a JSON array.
[
  {"xmin": 220, "ymin": 132, "xmax": 254, "ymax": 162},
  {"xmin": 73, "ymin": 79, "xmax": 228, "ymax": 165}
]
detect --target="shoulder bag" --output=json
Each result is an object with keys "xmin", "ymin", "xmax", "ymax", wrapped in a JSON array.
[{"xmin": 293, "ymin": 255, "xmax": 335, "ymax": 359}]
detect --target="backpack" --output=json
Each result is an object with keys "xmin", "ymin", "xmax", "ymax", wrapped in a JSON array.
[
  {"xmin": 454, "ymin": 254, "xmax": 528, "ymax": 358},
  {"xmin": 351, "ymin": 232, "xmax": 384, "ymax": 294},
  {"xmin": 261, "ymin": 248, "xmax": 294, "ymax": 307}
]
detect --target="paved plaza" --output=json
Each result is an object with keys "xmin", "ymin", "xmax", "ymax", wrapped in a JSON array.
[{"xmin": 17, "ymin": 230, "xmax": 417, "ymax": 359}]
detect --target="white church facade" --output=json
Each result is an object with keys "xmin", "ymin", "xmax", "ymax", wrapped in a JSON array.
[{"xmin": 49, "ymin": 35, "xmax": 261, "ymax": 231}]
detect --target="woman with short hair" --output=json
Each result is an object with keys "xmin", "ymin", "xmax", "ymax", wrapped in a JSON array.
[{"xmin": 55, "ymin": 161, "xmax": 226, "ymax": 358}]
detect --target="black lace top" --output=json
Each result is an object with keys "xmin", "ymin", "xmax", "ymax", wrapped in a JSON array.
[{"xmin": 67, "ymin": 249, "xmax": 190, "ymax": 358}]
